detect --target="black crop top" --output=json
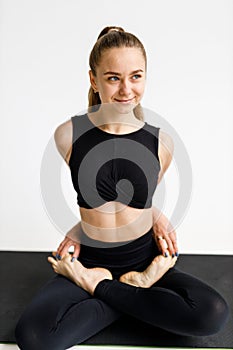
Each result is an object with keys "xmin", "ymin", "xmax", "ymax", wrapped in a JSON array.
[{"xmin": 69, "ymin": 114, "xmax": 161, "ymax": 209}]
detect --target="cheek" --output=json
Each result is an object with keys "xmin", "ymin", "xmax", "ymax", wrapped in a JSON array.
[
  {"xmin": 135, "ymin": 84, "xmax": 145, "ymax": 96},
  {"xmin": 100, "ymin": 84, "xmax": 117, "ymax": 97},
  {"xmin": 133, "ymin": 79, "xmax": 146, "ymax": 94}
]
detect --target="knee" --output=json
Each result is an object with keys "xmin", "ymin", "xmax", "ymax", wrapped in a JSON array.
[
  {"xmin": 15, "ymin": 316, "xmax": 31, "ymax": 350},
  {"xmin": 195, "ymin": 293, "xmax": 229, "ymax": 336},
  {"xmin": 15, "ymin": 316, "xmax": 39, "ymax": 350},
  {"xmin": 15, "ymin": 315, "xmax": 52, "ymax": 350},
  {"xmin": 208, "ymin": 294, "xmax": 229, "ymax": 334}
]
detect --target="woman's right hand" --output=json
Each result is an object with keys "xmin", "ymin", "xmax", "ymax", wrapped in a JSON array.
[{"xmin": 56, "ymin": 236, "xmax": 80, "ymax": 261}]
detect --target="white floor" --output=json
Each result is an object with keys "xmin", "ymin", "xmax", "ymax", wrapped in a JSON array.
[
  {"xmin": 0, "ymin": 346, "xmax": 165, "ymax": 350},
  {"xmin": 0, "ymin": 346, "xmax": 153, "ymax": 350},
  {"xmin": 0, "ymin": 345, "xmax": 217, "ymax": 350},
  {"xmin": 0, "ymin": 346, "xmax": 160, "ymax": 350},
  {"xmin": 0, "ymin": 346, "xmax": 169, "ymax": 350}
]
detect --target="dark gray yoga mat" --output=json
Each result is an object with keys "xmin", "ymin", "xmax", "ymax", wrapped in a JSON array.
[{"xmin": 0, "ymin": 251, "xmax": 232, "ymax": 347}]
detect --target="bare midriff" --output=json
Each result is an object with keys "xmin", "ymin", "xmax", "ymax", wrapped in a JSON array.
[{"xmin": 79, "ymin": 202, "xmax": 153, "ymax": 243}]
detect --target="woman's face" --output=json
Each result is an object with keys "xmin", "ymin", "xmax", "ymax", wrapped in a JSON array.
[{"xmin": 90, "ymin": 47, "xmax": 146, "ymax": 113}]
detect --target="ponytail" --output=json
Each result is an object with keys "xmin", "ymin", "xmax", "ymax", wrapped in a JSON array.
[{"xmin": 88, "ymin": 86, "xmax": 101, "ymax": 112}]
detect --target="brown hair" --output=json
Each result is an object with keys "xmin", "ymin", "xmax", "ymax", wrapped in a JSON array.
[{"xmin": 88, "ymin": 26, "xmax": 146, "ymax": 120}]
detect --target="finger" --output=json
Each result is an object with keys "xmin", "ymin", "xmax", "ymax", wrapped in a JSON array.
[
  {"xmin": 59, "ymin": 240, "xmax": 76, "ymax": 258},
  {"xmin": 163, "ymin": 236, "xmax": 176, "ymax": 257},
  {"xmin": 168, "ymin": 231, "xmax": 179, "ymax": 256},
  {"xmin": 173, "ymin": 239, "xmax": 179, "ymax": 256},
  {"xmin": 57, "ymin": 237, "xmax": 67, "ymax": 250},
  {"xmin": 70, "ymin": 246, "xmax": 81, "ymax": 263},
  {"xmin": 58, "ymin": 236, "xmax": 76, "ymax": 253},
  {"xmin": 156, "ymin": 236, "xmax": 169, "ymax": 256},
  {"xmin": 51, "ymin": 250, "xmax": 62, "ymax": 261},
  {"xmin": 72, "ymin": 244, "xmax": 81, "ymax": 260},
  {"xmin": 160, "ymin": 239, "xmax": 169, "ymax": 257},
  {"xmin": 155, "ymin": 236, "xmax": 164, "ymax": 252},
  {"xmin": 57, "ymin": 237, "xmax": 70, "ymax": 255},
  {"xmin": 57, "ymin": 238, "xmax": 74, "ymax": 257},
  {"xmin": 58, "ymin": 243, "xmax": 69, "ymax": 258}
]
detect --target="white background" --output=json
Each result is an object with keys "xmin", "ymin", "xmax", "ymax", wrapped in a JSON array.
[{"xmin": 1, "ymin": 0, "xmax": 233, "ymax": 254}]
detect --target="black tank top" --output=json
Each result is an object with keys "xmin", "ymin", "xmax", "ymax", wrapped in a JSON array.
[{"xmin": 69, "ymin": 114, "xmax": 161, "ymax": 209}]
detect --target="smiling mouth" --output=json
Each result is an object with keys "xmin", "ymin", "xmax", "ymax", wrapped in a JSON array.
[{"xmin": 114, "ymin": 98, "xmax": 135, "ymax": 103}]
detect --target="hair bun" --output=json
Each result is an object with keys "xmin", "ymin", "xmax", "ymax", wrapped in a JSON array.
[{"xmin": 97, "ymin": 26, "xmax": 125, "ymax": 40}]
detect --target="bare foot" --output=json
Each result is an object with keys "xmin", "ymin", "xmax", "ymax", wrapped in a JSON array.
[
  {"xmin": 119, "ymin": 254, "xmax": 177, "ymax": 288},
  {"xmin": 48, "ymin": 253, "xmax": 112, "ymax": 295}
]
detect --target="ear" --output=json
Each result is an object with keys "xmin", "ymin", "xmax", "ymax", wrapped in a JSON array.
[{"xmin": 89, "ymin": 70, "xmax": 98, "ymax": 92}]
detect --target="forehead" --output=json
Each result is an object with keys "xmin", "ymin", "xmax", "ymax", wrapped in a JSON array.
[{"xmin": 98, "ymin": 47, "xmax": 146, "ymax": 72}]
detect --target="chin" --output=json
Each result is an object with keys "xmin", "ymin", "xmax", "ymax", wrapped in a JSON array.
[{"xmin": 112, "ymin": 102, "xmax": 136, "ymax": 115}]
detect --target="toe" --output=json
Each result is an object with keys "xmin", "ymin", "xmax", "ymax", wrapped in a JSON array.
[{"xmin": 48, "ymin": 256, "xmax": 57, "ymax": 265}]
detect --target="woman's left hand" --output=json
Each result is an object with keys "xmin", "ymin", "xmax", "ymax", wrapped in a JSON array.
[{"xmin": 152, "ymin": 210, "xmax": 179, "ymax": 257}]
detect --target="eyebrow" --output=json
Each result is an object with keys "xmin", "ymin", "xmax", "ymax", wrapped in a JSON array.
[{"xmin": 103, "ymin": 69, "xmax": 144, "ymax": 76}]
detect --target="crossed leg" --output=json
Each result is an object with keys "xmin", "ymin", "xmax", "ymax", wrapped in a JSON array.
[
  {"xmin": 16, "ymin": 253, "xmax": 229, "ymax": 350},
  {"xmin": 15, "ymin": 275, "xmax": 121, "ymax": 350},
  {"xmin": 47, "ymin": 253, "xmax": 229, "ymax": 337}
]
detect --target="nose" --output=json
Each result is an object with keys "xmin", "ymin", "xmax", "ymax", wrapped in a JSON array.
[{"xmin": 119, "ymin": 79, "xmax": 131, "ymax": 97}]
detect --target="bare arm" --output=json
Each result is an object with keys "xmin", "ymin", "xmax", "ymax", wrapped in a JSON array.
[
  {"xmin": 157, "ymin": 130, "xmax": 174, "ymax": 185},
  {"xmin": 152, "ymin": 130, "xmax": 179, "ymax": 257},
  {"xmin": 53, "ymin": 119, "xmax": 80, "ymax": 260},
  {"xmin": 54, "ymin": 119, "xmax": 73, "ymax": 165}
]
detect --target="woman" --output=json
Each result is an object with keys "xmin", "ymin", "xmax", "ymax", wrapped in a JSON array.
[{"xmin": 15, "ymin": 26, "xmax": 229, "ymax": 350}]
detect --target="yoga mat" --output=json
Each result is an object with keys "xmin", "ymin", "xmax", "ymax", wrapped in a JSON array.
[{"xmin": 0, "ymin": 251, "xmax": 232, "ymax": 348}]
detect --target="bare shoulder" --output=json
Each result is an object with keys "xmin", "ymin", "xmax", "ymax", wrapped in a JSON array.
[
  {"xmin": 159, "ymin": 129, "xmax": 174, "ymax": 153},
  {"xmin": 157, "ymin": 130, "xmax": 174, "ymax": 182},
  {"xmin": 54, "ymin": 119, "xmax": 73, "ymax": 164}
]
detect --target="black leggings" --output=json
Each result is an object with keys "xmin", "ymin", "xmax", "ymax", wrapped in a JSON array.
[{"xmin": 15, "ymin": 228, "xmax": 229, "ymax": 350}]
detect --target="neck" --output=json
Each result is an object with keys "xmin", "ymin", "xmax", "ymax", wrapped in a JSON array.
[{"xmin": 91, "ymin": 104, "xmax": 143, "ymax": 131}]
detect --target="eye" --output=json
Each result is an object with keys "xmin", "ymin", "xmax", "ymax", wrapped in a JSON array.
[
  {"xmin": 108, "ymin": 76, "xmax": 119, "ymax": 81},
  {"xmin": 132, "ymin": 74, "xmax": 142, "ymax": 80}
]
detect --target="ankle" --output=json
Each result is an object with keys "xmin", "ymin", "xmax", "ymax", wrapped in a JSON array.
[{"xmin": 83, "ymin": 270, "xmax": 113, "ymax": 295}]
